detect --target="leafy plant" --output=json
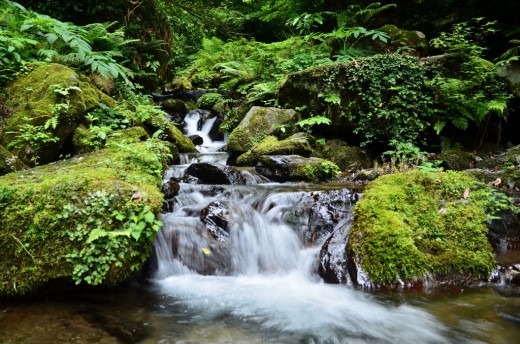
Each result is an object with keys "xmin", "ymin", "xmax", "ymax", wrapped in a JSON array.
[
  {"xmin": 59, "ymin": 189, "xmax": 162, "ymax": 285},
  {"xmin": 296, "ymin": 115, "xmax": 331, "ymax": 132},
  {"xmin": 430, "ymin": 20, "xmax": 512, "ymax": 138}
]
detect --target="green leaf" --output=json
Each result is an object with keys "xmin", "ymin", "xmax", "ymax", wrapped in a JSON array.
[
  {"xmin": 86, "ymin": 228, "xmax": 108, "ymax": 243},
  {"xmin": 144, "ymin": 212, "xmax": 155, "ymax": 223}
]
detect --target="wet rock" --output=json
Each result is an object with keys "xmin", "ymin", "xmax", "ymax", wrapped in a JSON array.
[
  {"xmin": 319, "ymin": 224, "xmax": 355, "ymax": 285},
  {"xmin": 186, "ymin": 163, "xmax": 246, "ymax": 185},
  {"xmin": 80, "ymin": 310, "xmax": 148, "ymax": 343},
  {"xmin": 488, "ymin": 211, "xmax": 520, "ymax": 249},
  {"xmin": 162, "ymin": 98, "xmax": 188, "ymax": 114},
  {"xmin": 255, "ymin": 155, "xmax": 339, "ymax": 182},
  {"xmin": 188, "ymin": 134, "xmax": 204, "ymax": 145},
  {"xmin": 162, "ymin": 178, "xmax": 180, "ymax": 212},
  {"xmin": 200, "ymin": 201, "xmax": 230, "ymax": 242},
  {"xmin": 307, "ymin": 189, "xmax": 358, "ymax": 245}
]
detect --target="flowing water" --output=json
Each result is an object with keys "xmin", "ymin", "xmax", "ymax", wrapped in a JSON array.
[{"xmin": 1, "ymin": 111, "xmax": 520, "ymax": 343}]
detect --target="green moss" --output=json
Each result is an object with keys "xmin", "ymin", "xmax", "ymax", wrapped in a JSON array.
[
  {"xmin": 162, "ymin": 98, "xmax": 187, "ymax": 114},
  {"xmin": 438, "ymin": 147, "xmax": 474, "ymax": 171},
  {"xmin": 72, "ymin": 125, "xmax": 97, "ymax": 154},
  {"xmin": 166, "ymin": 77, "xmax": 192, "ymax": 92},
  {"xmin": 236, "ymin": 134, "xmax": 313, "ymax": 166},
  {"xmin": 145, "ymin": 114, "xmax": 196, "ymax": 153},
  {"xmin": 0, "ymin": 141, "xmax": 168, "ymax": 297},
  {"xmin": 378, "ymin": 25, "xmax": 428, "ymax": 55},
  {"xmin": 1, "ymin": 63, "xmax": 115, "ymax": 165},
  {"xmin": 107, "ymin": 126, "xmax": 149, "ymax": 145},
  {"xmin": 0, "ymin": 145, "xmax": 27, "ymax": 175},
  {"xmin": 349, "ymin": 170, "xmax": 495, "ymax": 284},
  {"xmin": 227, "ymin": 107, "xmax": 299, "ymax": 152},
  {"xmin": 197, "ymin": 92, "xmax": 224, "ymax": 110},
  {"xmin": 315, "ymin": 139, "xmax": 372, "ymax": 171}
]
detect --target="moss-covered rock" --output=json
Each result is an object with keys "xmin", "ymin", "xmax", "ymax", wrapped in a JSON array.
[
  {"xmin": 1, "ymin": 63, "xmax": 115, "ymax": 165},
  {"xmin": 107, "ymin": 126, "xmax": 149, "ymax": 145},
  {"xmin": 0, "ymin": 145, "xmax": 27, "ymax": 175},
  {"xmin": 236, "ymin": 133, "xmax": 313, "ymax": 166},
  {"xmin": 315, "ymin": 139, "xmax": 372, "ymax": 171},
  {"xmin": 438, "ymin": 147, "xmax": 474, "ymax": 171},
  {"xmin": 145, "ymin": 114, "xmax": 197, "ymax": 153},
  {"xmin": 377, "ymin": 25, "xmax": 428, "ymax": 56},
  {"xmin": 196, "ymin": 92, "xmax": 224, "ymax": 110},
  {"xmin": 165, "ymin": 77, "xmax": 192, "ymax": 93},
  {"xmin": 227, "ymin": 107, "xmax": 300, "ymax": 152},
  {"xmin": 161, "ymin": 98, "xmax": 188, "ymax": 114},
  {"xmin": 0, "ymin": 140, "xmax": 169, "ymax": 297},
  {"xmin": 498, "ymin": 60, "xmax": 520, "ymax": 97},
  {"xmin": 72, "ymin": 125, "xmax": 97, "ymax": 154},
  {"xmin": 255, "ymin": 155, "xmax": 340, "ymax": 182},
  {"xmin": 348, "ymin": 170, "xmax": 495, "ymax": 286}
]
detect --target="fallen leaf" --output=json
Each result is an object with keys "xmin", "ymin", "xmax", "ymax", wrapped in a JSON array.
[
  {"xmin": 438, "ymin": 208, "xmax": 448, "ymax": 215},
  {"xmin": 463, "ymin": 188, "xmax": 470, "ymax": 200},
  {"xmin": 202, "ymin": 248, "xmax": 211, "ymax": 256},
  {"xmin": 131, "ymin": 191, "xmax": 142, "ymax": 202},
  {"xmin": 489, "ymin": 178, "xmax": 502, "ymax": 187}
]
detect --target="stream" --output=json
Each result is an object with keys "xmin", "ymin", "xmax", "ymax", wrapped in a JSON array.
[{"xmin": 1, "ymin": 110, "xmax": 520, "ymax": 343}]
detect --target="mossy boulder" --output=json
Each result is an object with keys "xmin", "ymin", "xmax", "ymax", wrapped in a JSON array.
[
  {"xmin": 377, "ymin": 25, "xmax": 428, "ymax": 56},
  {"xmin": 161, "ymin": 98, "xmax": 188, "ymax": 114},
  {"xmin": 347, "ymin": 170, "xmax": 495, "ymax": 286},
  {"xmin": 0, "ymin": 144, "xmax": 27, "ymax": 175},
  {"xmin": 315, "ymin": 139, "xmax": 372, "ymax": 171},
  {"xmin": 196, "ymin": 92, "xmax": 224, "ymax": 110},
  {"xmin": 255, "ymin": 155, "xmax": 340, "ymax": 182},
  {"xmin": 165, "ymin": 77, "xmax": 192, "ymax": 93},
  {"xmin": 227, "ymin": 107, "xmax": 300, "ymax": 152},
  {"xmin": 145, "ymin": 114, "xmax": 197, "ymax": 153},
  {"xmin": 438, "ymin": 147, "xmax": 474, "ymax": 171},
  {"xmin": 0, "ymin": 141, "xmax": 169, "ymax": 297},
  {"xmin": 72, "ymin": 125, "xmax": 97, "ymax": 154},
  {"xmin": 236, "ymin": 133, "xmax": 313, "ymax": 166},
  {"xmin": 107, "ymin": 127, "xmax": 149, "ymax": 145},
  {"xmin": 278, "ymin": 54, "xmax": 435, "ymax": 146},
  {"xmin": 1, "ymin": 63, "xmax": 115, "ymax": 165}
]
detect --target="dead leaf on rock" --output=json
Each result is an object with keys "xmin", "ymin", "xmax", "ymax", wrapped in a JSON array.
[
  {"xmin": 489, "ymin": 178, "xmax": 502, "ymax": 187},
  {"xmin": 463, "ymin": 188, "xmax": 470, "ymax": 200},
  {"xmin": 131, "ymin": 191, "xmax": 142, "ymax": 202},
  {"xmin": 438, "ymin": 208, "xmax": 448, "ymax": 215}
]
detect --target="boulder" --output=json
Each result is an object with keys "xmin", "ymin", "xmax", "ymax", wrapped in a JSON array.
[
  {"xmin": 227, "ymin": 107, "xmax": 300, "ymax": 152},
  {"xmin": 438, "ymin": 147, "xmax": 474, "ymax": 171},
  {"xmin": 1, "ymin": 63, "xmax": 114, "ymax": 166},
  {"xmin": 145, "ymin": 114, "xmax": 197, "ymax": 153},
  {"xmin": 315, "ymin": 139, "xmax": 372, "ymax": 171},
  {"xmin": 236, "ymin": 133, "xmax": 313, "ymax": 166},
  {"xmin": 0, "ymin": 141, "xmax": 166, "ymax": 297},
  {"xmin": 377, "ymin": 25, "xmax": 428, "ymax": 56},
  {"xmin": 347, "ymin": 170, "xmax": 495, "ymax": 287},
  {"xmin": 162, "ymin": 178, "xmax": 180, "ymax": 212},
  {"xmin": 186, "ymin": 163, "xmax": 246, "ymax": 185},
  {"xmin": 498, "ymin": 60, "xmax": 520, "ymax": 97},
  {"xmin": 255, "ymin": 155, "xmax": 339, "ymax": 182},
  {"xmin": 161, "ymin": 98, "xmax": 188, "ymax": 114},
  {"xmin": 107, "ymin": 126, "xmax": 149, "ymax": 145}
]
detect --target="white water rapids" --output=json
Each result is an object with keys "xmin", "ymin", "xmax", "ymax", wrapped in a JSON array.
[{"xmin": 150, "ymin": 111, "xmax": 459, "ymax": 344}]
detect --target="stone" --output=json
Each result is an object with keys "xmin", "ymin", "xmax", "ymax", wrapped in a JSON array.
[
  {"xmin": 498, "ymin": 60, "xmax": 520, "ymax": 97},
  {"xmin": 145, "ymin": 114, "xmax": 197, "ymax": 153},
  {"xmin": 200, "ymin": 201, "xmax": 230, "ymax": 242},
  {"xmin": 255, "ymin": 155, "xmax": 339, "ymax": 182},
  {"xmin": 186, "ymin": 163, "xmax": 246, "ymax": 185},
  {"xmin": 227, "ymin": 107, "xmax": 300, "ymax": 152},
  {"xmin": 236, "ymin": 133, "xmax": 313, "ymax": 166}
]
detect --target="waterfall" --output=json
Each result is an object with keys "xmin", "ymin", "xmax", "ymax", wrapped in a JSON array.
[
  {"xmin": 148, "ymin": 111, "xmax": 449, "ymax": 344},
  {"xmin": 183, "ymin": 109, "xmax": 227, "ymax": 152}
]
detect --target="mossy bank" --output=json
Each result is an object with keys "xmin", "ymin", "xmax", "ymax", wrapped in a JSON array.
[{"xmin": 0, "ymin": 140, "xmax": 171, "ymax": 297}]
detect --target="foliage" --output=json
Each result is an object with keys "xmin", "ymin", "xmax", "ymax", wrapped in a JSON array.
[
  {"xmin": 382, "ymin": 140, "xmax": 432, "ymax": 168},
  {"xmin": 0, "ymin": 1, "xmax": 134, "ymax": 85},
  {"xmin": 430, "ymin": 20, "xmax": 512, "ymax": 135},
  {"xmin": 59, "ymin": 190, "xmax": 162, "ymax": 285},
  {"xmin": 296, "ymin": 115, "xmax": 331, "ymax": 133},
  {"xmin": 197, "ymin": 92, "xmax": 224, "ymax": 109},
  {"xmin": 341, "ymin": 54, "xmax": 436, "ymax": 147}
]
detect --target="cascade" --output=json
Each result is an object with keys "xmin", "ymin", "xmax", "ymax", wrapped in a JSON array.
[{"xmin": 148, "ymin": 111, "xmax": 450, "ymax": 343}]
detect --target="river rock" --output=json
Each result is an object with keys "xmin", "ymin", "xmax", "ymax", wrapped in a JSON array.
[
  {"xmin": 236, "ymin": 133, "xmax": 313, "ymax": 166},
  {"xmin": 186, "ymin": 162, "xmax": 246, "ymax": 185},
  {"xmin": 227, "ymin": 107, "xmax": 300, "ymax": 152},
  {"xmin": 162, "ymin": 178, "xmax": 180, "ymax": 212},
  {"xmin": 255, "ymin": 155, "xmax": 339, "ymax": 182},
  {"xmin": 187, "ymin": 134, "xmax": 204, "ymax": 145},
  {"xmin": 200, "ymin": 201, "xmax": 230, "ymax": 242}
]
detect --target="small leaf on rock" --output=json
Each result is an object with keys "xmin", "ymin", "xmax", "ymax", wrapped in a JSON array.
[
  {"xmin": 463, "ymin": 188, "xmax": 470, "ymax": 200},
  {"xmin": 489, "ymin": 178, "xmax": 502, "ymax": 187},
  {"xmin": 131, "ymin": 191, "xmax": 142, "ymax": 202},
  {"xmin": 438, "ymin": 208, "xmax": 448, "ymax": 214}
]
